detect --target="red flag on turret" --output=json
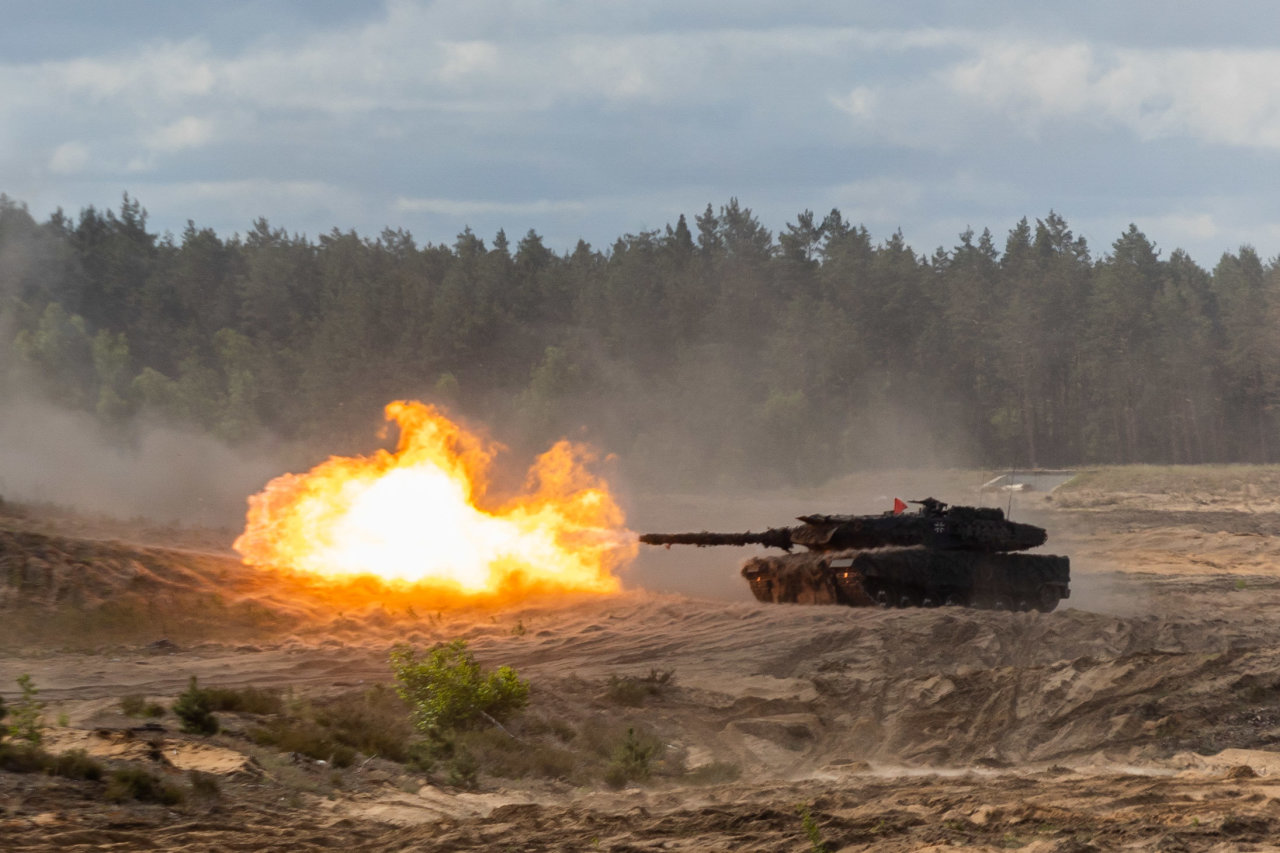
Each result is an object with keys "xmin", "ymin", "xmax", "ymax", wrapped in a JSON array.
[{"xmin": 893, "ymin": 498, "xmax": 907, "ymax": 515}]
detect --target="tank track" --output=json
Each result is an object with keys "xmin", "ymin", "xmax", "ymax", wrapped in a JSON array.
[{"xmin": 741, "ymin": 548, "xmax": 1070, "ymax": 613}]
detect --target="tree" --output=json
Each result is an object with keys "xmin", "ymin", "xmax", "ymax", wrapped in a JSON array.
[
  {"xmin": 1084, "ymin": 224, "xmax": 1165, "ymax": 461},
  {"xmin": 9, "ymin": 674, "xmax": 44, "ymax": 745},
  {"xmin": 91, "ymin": 327, "xmax": 132, "ymax": 422},
  {"xmin": 13, "ymin": 302, "xmax": 95, "ymax": 407},
  {"xmin": 73, "ymin": 194, "xmax": 157, "ymax": 334},
  {"xmin": 1212, "ymin": 246, "xmax": 1280, "ymax": 460},
  {"xmin": 1151, "ymin": 249, "xmax": 1216, "ymax": 461}
]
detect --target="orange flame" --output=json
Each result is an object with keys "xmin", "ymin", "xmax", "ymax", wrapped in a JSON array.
[{"xmin": 234, "ymin": 401, "xmax": 633, "ymax": 599}]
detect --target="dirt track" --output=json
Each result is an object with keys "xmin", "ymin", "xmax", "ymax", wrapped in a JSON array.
[{"xmin": 5, "ymin": 474, "xmax": 1280, "ymax": 851}]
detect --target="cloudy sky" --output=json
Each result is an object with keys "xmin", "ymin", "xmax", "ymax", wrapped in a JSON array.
[{"xmin": 5, "ymin": 1, "xmax": 1280, "ymax": 266}]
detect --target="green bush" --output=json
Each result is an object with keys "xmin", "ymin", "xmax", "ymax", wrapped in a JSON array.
[
  {"xmin": 390, "ymin": 640, "xmax": 529, "ymax": 734},
  {"xmin": 173, "ymin": 676, "xmax": 219, "ymax": 735}
]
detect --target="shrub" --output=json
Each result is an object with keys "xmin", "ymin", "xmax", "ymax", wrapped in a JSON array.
[
  {"xmin": 0, "ymin": 743, "xmax": 51, "ymax": 773},
  {"xmin": 105, "ymin": 766, "xmax": 184, "ymax": 805},
  {"xmin": 444, "ymin": 727, "xmax": 578, "ymax": 782},
  {"xmin": 312, "ymin": 685, "xmax": 415, "ymax": 762},
  {"xmin": 390, "ymin": 640, "xmax": 529, "ymax": 734},
  {"xmin": 50, "ymin": 748, "xmax": 104, "ymax": 781},
  {"xmin": 248, "ymin": 718, "xmax": 357, "ymax": 768},
  {"xmin": 445, "ymin": 747, "xmax": 478, "ymax": 789},
  {"xmin": 173, "ymin": 676, "xmax": 219, "ymax": 735},
  {"xmin": 605, "ymin": 669, "xmax": 675, "ymax": 707},
  {"xmin": 603, "ymin": 727, "xmax": 660, "ymax": 789},
  {"xmin": 200, "ymin": 685, "xmax": 283, "ymax": 715},
  {"xmin": 0, "ymin": 742, "xmax": 103, "ymax": 780}
]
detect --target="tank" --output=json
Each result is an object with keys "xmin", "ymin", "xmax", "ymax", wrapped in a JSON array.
[{"xmin": 640, "ymin": 498, "xmax": 1070, "ymax": 612}]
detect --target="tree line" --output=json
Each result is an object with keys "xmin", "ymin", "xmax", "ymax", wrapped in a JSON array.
[{"xmin": 1, "ymin": 192, "xmax": 1277, "ymax": 488}]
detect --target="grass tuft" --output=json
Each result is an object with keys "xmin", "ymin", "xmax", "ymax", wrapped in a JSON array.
[
  {"xmin": 200, "ymin": 685, "xmax": 284, "ymax": 715},
  {"xmin": 685, "ymin": 761, "xmax": 741, "ymax": 785},
  {"xmin": 604, "ymin": 669, "xmax": 675, "ymax": 707},
  {"xmin": 249, "ymin": 717, "xmax": 357, "ymax": 768},
  {"xmin": 187, "ymin": 770, "xmax": 222, "ymax": 799},
  {"xmin": 120, "ymin": 694, "xmax": 167, "ymax": 718}
]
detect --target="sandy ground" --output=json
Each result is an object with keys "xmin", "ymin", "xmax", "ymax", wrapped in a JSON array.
[{"xmin": 4, "ymin": 472, "xmax": 1280, "ymax": 850}]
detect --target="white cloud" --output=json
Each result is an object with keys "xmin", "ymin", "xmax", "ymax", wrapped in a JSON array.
[
  {"xmin": 148, "ymin": 116, "xmax": 214, "ymax": 152},
  {"xmin": 395, "ymin": 196, "xmax": 589, "ymax": 217},
  {"xmin": 943, "ymin": 40, "xmax": 1280, "ymax": 149},
  {"xmin": 157, "ymin": 178, "xmax": 337, "ymax": 202},
  {"xmin": 47, "ymin": 141, "xmax": 89, "ymax": 174},
  {"xmin": 2, "ymin": 10, "xmax": 966, "ymax": 131},
  {"xmin": 56, "ymin": 40, "xmax": 215, "ymax": 102},
  {"xmin": 831, "ymin": 86, "xmax": 877, "ymax": 118},
  {"xmin": 437, "ymin": 40, "xmax": 500, "ymax": 82},
  {"xmin": 133, "ymin": 179, "xmax": 358, "ymax": 235},
  {"xmin": 825, "ymin": 176, "xmax": 928, "ymax": 225},
  {"xmin": 1142, "ymin": 212, "xmax": 1221, "ymax": 243}
]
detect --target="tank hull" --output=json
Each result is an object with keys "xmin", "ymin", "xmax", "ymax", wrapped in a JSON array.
[{"xmin": 741, "ymin": 548, "xmax": 1070, "ymax": 612}]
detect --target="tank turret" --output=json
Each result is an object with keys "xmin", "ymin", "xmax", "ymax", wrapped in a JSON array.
[{"xmin": 640, "ymin": 497, "xmax": 1047, "ymax": 553}]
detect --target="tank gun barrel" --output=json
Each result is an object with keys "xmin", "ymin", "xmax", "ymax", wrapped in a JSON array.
[{"xmin": 639, "ymin": 529, "xmax": 795, "ymax": 551}]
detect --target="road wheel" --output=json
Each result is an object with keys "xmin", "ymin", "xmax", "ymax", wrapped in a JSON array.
[{"xmin": 1034, "ymin": 586, "xmax": 1061, "ymax": 613}]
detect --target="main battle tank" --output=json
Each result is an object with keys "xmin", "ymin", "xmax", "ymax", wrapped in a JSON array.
[{"xmin": 640, "ymin": 498, "xmax": 1070, "ymax": 612}]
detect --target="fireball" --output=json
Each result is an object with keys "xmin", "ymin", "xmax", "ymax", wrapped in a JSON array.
[{"xmin": 234, "ymin": 401, "xmax": 634, "ymax": 598}]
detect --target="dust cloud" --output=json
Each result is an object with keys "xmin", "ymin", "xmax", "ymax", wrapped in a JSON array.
[{"xmin": 0, "ymin": 393, "xmax": 295, "ymax": 528}]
